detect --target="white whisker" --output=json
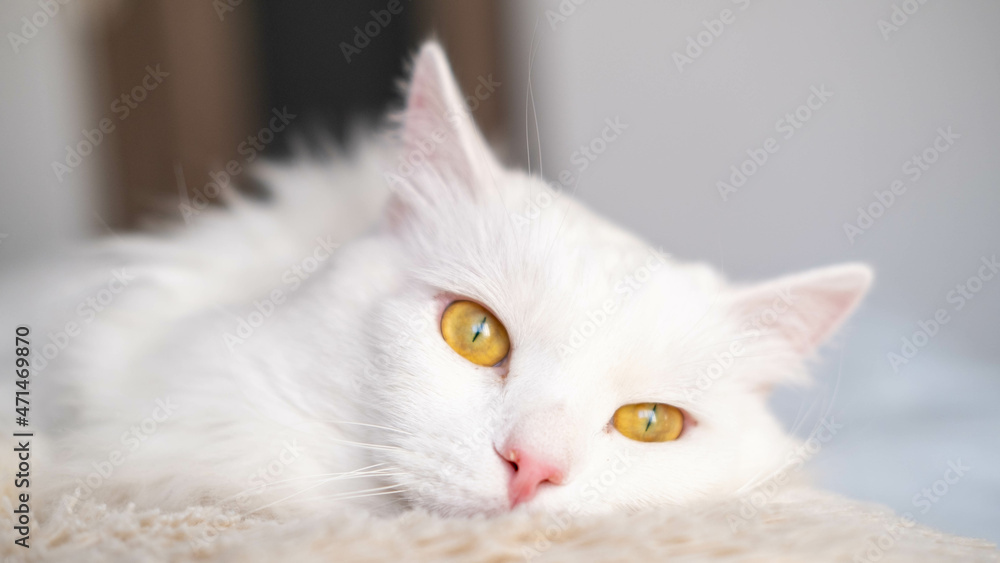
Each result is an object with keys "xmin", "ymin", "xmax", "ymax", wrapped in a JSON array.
[
  {"xmin": 319, "ymin": 419, "xmax": 415, "ymax": 436},
  {"xmin": 297, "ymin": 484, "xmax": 407, "ymax": 504},
  {"xmin": 215, "ymin": 464, "xmax": 399, "ymax": 504},
  {"xmin": 327, "ymin": 437, "xmax": 404, "ymax": 452}
]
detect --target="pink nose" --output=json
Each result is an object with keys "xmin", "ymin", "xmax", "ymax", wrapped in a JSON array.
[{"xmin": 502, "ymin": 447, "xmax": 564, "ymax": 508}]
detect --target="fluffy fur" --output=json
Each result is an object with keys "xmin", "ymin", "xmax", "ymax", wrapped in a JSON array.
[
  {"xmin": 14, "ymin": 42, "xmax": 876, "ymax": 523},
  {"xmin": 2, "ymin": 482, "xmax": 997, "ymax": 562}
]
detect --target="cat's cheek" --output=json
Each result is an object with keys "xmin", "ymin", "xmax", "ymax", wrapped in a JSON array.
[
  {"xmin": 580, "ymin": 484, "xmax": 600, "ymax": 504},
  {"xmin": 613, "ymin": 281, "xmax": 634, "ymax": 297}
]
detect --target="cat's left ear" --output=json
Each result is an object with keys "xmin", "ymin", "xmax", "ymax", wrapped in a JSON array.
[
  {"xmin": 727, "ymin": 263, "xmax": 873, "ymax": 357},
  {"xmin": 387, "ymin": 41, "xmax": 499, "ymax": 214}
]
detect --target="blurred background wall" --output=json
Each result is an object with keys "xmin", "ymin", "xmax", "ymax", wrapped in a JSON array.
[{"xmin": 1, "ymin": 0, "xmax": 997, "ymax": 543}]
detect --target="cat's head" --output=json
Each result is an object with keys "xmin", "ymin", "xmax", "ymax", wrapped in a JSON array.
[{"xmin": 358, "ymin": 42, "xmax": 871, "ymax": 516}]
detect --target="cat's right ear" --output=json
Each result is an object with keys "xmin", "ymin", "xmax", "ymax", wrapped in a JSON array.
[
  {"xmin": 726, "ymin": 263, "xmax": 873, "ymax": 359},
  {"xmin": 384, "ymin": 41, "xmax": 500, "ymax": 225}
]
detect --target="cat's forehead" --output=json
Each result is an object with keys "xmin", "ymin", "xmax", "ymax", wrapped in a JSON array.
[
  {"xmin": 405, "ymin": 176, "xmax": 726, "ymax": 338},
  {"xmin": 409, "ymin": 181, "xmax": 641, "ymax": 282}
]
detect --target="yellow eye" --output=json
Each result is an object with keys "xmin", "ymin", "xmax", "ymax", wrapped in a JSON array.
[
  {"xmin": 440, "ymin": 300, "xmax": 510, "ymax": 367},
  {"xmin": 612, "ymin": 403, "xmax": 684, "ymax": 442}
]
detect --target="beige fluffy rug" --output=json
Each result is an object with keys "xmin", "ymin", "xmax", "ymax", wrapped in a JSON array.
[{"xmin": 1, "ymin": 485, "xmax": 996, "ymax": 562}]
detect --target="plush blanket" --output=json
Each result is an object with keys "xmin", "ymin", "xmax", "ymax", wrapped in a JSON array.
[{"xmin": 1, "ymin": 485, "xmax": 995, "ymax": 562}]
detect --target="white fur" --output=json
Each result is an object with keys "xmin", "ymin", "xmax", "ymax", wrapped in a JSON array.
[{"xmin": 19, "ymin": 42, "xmax": 872, "ymax": 519}]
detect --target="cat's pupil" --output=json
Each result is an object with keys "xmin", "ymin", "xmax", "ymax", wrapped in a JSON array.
[
  {"xmin": 471, "ymin": 317, "xmax": 488, "ymax": 342},
  {"xmin": 644, "ymin": 405, "xmax": 657, "ymax": 432}
]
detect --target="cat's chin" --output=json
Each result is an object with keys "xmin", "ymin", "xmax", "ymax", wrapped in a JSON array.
[
  {"xmin": 416, "ymin": 501, "xmax": 513, "ymax": 518},
  {"xmin": 413, "ymin": 487, "xmax": 599, "ymax": 518},
  {"xmin": 387, "ymin": 488, "xmax": 512, "ymax": 518}
]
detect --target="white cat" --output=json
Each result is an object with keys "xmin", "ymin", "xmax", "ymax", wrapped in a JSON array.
[{"xmin": 29, "ymin": 41, "xmax": 871, "ymax": 519}]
